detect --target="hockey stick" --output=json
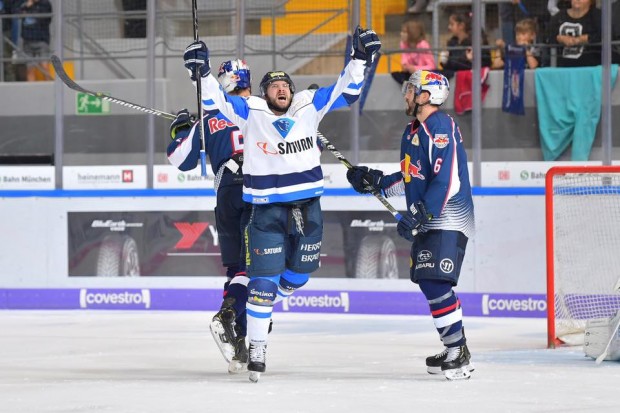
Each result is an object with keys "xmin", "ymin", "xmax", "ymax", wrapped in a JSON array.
[
  {"xmin": 316, "ymin": 131, "xmax": 402, "ymax": 222},
  {"xmin": 191, "ymin": 0, "xmax": 208, "ymax": 177},
  {"xmin": 50, "ymin": 55, "xmax": 176, "ymax": 120}
]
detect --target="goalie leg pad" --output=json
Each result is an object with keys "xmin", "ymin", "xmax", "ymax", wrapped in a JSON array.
[{"xmin": 585, "ymin": 310, "xmax": 620, "ymax": 362}]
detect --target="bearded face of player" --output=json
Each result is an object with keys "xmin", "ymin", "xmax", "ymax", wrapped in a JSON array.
[
  {"xmin": 403, "ymin": 83, "xmax": 429, "ymax": 117},
  {"xmin": 264, "ymin": 80, "xmax": 293, "ymax": 114}
]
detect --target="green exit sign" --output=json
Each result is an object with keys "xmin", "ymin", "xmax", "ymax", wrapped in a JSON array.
[{"xmin": 76, "ymin": 93, "xmax": 110, "ymax": 115}]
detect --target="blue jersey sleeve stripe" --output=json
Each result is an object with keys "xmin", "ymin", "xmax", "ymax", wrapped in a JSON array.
[
  {"xmin": 244, "ymin": 166, "xmax": 323, "ymax": 190},
  {"xmin": 346, "ymin": 81, "xmax": 363, "ymax": 90},
  {"xmin": 312, "ymin": 87, "xmax": 335, "ymax": 112},
  {"xmin": 225, "ymin": 95, "xmax": 250, "ymax": 120}
]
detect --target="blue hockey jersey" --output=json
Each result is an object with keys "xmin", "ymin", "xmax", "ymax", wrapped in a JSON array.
[
  {"xmin": 382, "ymin": 112, "xmax": 474, "ymax": 238},
  {"xmin": 167, "ymin": 109, "xmax": 243, "ymax": 175}
]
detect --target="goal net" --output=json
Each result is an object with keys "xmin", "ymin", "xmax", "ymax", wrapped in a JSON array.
[{"xmin": 546, "ymin": 166, "xmax": 620, "ymax": 348}]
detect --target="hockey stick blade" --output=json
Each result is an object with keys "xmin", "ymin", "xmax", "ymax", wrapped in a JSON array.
[
  {"xmin": 51, "ymin": 55, "xmax": 176, "ymax": 120},
  {"xmin": 317, "ymin": 131, "xmax": 403, "ymax": 222}
]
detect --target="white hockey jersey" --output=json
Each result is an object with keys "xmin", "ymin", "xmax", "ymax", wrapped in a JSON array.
[{"xmin": 200, "ymin": 59, "xmax": 366, "ymax": 204}]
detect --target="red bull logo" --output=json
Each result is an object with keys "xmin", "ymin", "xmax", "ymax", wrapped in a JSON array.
[
  {"xmin": 421, "ymin": 71, "xmax": 444, "ymax": 84},
  {"xmin": 401, "ymin": 154, "xmax": 425, "ymax": 183},
  {"xmin": 433, "ymin": 134, "xmax": 449, "ymax": 149}
]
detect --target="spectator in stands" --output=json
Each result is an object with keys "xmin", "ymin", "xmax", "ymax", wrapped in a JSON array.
[
  {"xmin": 500, "ymin": 1, "xmax": 565, "ymax": 67},
  {"xmin": 19, "ymin": 0, "xmax": 52, "ymax": 81},
  {"xmin": 548, "ymin": 0, "xmax": 601, "ymax": 67},
  {"xmin": 1, "ymin": 0, "xmax": 18, "ymax": 81},
  {"xmin": 438, "ymin": 10, "xmax": 491, "ymax": 79},
  {"xmin": 391, "ymin": 19, "xmax": 435, "ymax": 85},
  {"xmin": 493, "ymin": 18, "xmax": 540, "ymax": 70}
]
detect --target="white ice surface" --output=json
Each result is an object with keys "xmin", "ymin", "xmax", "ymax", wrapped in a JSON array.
[{"xmin": 0, "ymin": 311, "xmax": 618, "ymax": 413}]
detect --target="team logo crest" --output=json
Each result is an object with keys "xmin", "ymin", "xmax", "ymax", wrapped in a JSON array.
[
  {"xmin": 411, "ymin": 133, "xmax": 419, "ymax": 146},
  {"xmin": 433, "ymin": 134, "xmax": 449, "ymax": 148},
  {"xmin": 273, "ymin": 118, "xmax": 295, "ymax": 139}
]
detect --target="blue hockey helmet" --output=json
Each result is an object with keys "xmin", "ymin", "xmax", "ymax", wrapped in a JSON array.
[{"xmin": 217, "ymin": 59, "xmax": 251, "ymax": 93}]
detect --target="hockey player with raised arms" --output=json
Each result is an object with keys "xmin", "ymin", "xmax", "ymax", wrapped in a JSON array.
[
  {"xmin": 167, "ymin": 59, "xmax": 253, "ymax": 374},
  {"xmin": 347, "ymin": 70, "xmax": 475, "ymax": 380},
  {"xmin": 183, "ymin": 26, "xmax": 381, "ymax": 382}
]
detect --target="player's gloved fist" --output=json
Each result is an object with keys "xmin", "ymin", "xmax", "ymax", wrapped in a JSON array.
[
  {"xmin": 396, "ymin": 202, "xmax": 432, "ymax": 242},
  {"xmin": 183, "ymin": 41, "xmax": 211, "ymax": 81},
  {"xmin": 350, "ymin": 25, "xmax": 382, "ymax": 66},
  {"xmin": 169, "ymin": 108, "xmax": 194, "ymax": 140},
  {"xmin": 347, "ymin": 166, "xmax": 383, "ymax": 194}
]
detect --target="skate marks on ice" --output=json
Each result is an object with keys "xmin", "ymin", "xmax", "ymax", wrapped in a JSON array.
[{"xmin": 0, "ymin": 312, "xmax": 619, "ymax": 412}]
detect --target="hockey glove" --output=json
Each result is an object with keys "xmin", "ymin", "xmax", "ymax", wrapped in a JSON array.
[
  {"xmin": 346, "ymin": 166, "xmax": 384, "ymax": 194},
  {"xmin": 396, "ymin": 202, "xmax": 432, "ymax": 242},
  {"xmin": 350, "ymin": 26, "xmax": 382, "ymax": 66},
  {"xmin": 169, "ymin": 108, "xmax": 194, "ymax": 140},
  {"xmin": 183, "ymin": 41, "xmax": 211, "ymax": 81}
]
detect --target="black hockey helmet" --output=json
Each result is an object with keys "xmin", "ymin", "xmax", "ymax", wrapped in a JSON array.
[{"xmin": 259, "ymin": 71, "xmax": 295, "ymax": 95}]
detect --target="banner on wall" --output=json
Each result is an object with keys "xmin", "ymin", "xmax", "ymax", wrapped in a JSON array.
[
  {"xmin": 0, "ymin": 288, "xmax": 548, "ymax": 318},
  {"xmin": 63, "ymin": 166, "xmax": 147, "ymax": 189},
  {"xmin": 0, "ymin": 166, "xmax": 54, "ymax": 189},
  {"xmin": 67, "ymin": 210, "xmax": 412, "ymax": 279}
]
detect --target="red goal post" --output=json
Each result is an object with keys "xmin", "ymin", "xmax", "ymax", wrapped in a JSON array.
[{"xmin": 546, "ymin": 165, "xmax": 620, "ymax": 348}]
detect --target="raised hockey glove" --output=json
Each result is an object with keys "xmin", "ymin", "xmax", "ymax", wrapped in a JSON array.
[
  {"xmin": 350, "ymin": 25, "xmax": 382, "ymax": 66},
  {"xmin": 183, "ymin": 41, "xmax": 211, "ymax": 81},
  {"xmin": 346, "ymin": 166, "xmax": 384, "ymax": 194},
  {"xmin": 396, "ymin": 202, "xmax": 432, "ymax": 242},
  {"xmin": 169, "ymin": 108, "xmax": 194, "ymax": 140}
]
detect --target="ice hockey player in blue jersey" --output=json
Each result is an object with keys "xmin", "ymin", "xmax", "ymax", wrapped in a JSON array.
[
  {"xmin": 167, "ymin": 59, "xmax": 252, "ymax": 374},
  {"xmin": 183, "ymin": 25, "xmax": 381, "ymax": 382},
  {"xmin": 347, "ymin": 70, "xmax": 475, "ymax": 380}
]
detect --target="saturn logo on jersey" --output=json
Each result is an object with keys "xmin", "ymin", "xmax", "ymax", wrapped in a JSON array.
[{"xmin": 256, "ymin": 141, "xmax": 279, "ymax": 155}]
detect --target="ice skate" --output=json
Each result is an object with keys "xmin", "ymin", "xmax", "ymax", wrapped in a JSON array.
[
  {"xmin": 228, "ymin": 335, "xmax": 248, "ymax": 374},
  {"xmin": 427, "ymin": 346, "xmax": 475, "ymax": 375},
  {"xmin": 248, "ymin": 341, "xmax": 267, "ymax": 383},
  {"xmin": 209, "ymin": 305, "xmax": 237, "ymax": 363},
  {"xmin": 441, "ymin": 344, "xmax": 473, "ymax": 380}
]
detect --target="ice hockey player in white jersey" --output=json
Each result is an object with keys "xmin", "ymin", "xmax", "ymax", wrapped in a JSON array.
[{"xmin": 183, "ymin": 25, "xmax": 381, "ymax": 382}]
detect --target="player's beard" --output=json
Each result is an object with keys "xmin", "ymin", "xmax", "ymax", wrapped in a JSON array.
[
  {"xmin": 405, "ymin": 98, "xmax": 417, "ymax": 117},
  {"xmin": 266, "ymin": 94, "xmax": 292, "ymax": 114}
]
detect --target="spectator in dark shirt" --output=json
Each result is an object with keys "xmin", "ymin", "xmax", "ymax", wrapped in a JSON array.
[
  {"xmin": 438, "ymin": 10, "xmax": 491, "ymax": 79},
  {"xmin": 493, "ymin": 18, "xmax": 541, "ymax": 70},
  {"xmin": 20, "ymin": 0, "xmax": 52, "ymax": 81},
  {"xmin": 548, "ymin": 0, "xmax": 601, "ymax": 67}
]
